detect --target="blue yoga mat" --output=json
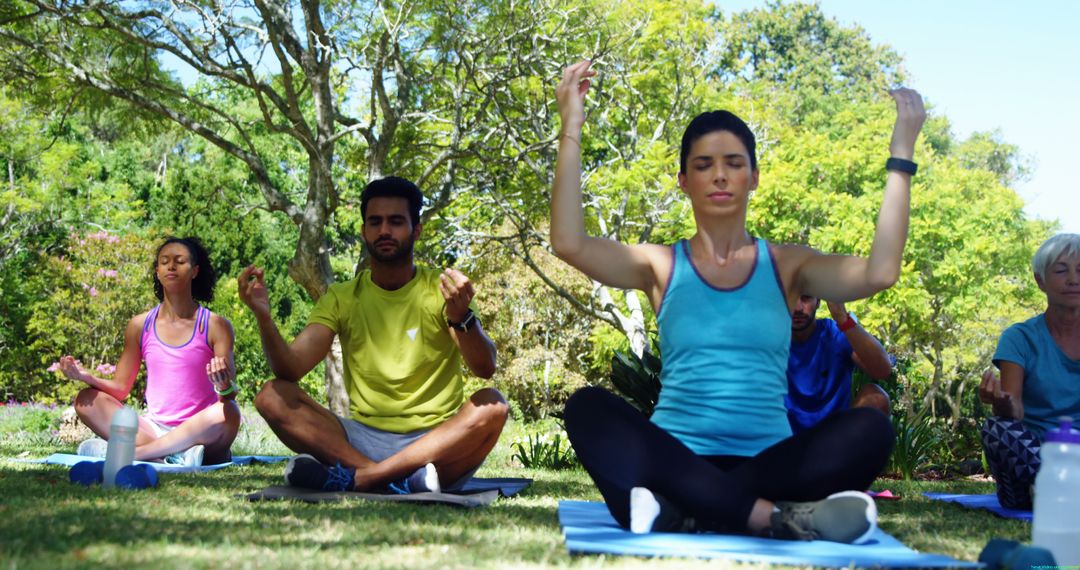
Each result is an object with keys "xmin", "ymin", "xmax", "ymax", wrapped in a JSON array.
[
  {"xmin": 559, "ymin": 500, "xmax": 979, "ymax": 567},
  {"xmin": 923, "ymin": 493, "xmax": 1032, "ymax": 522},
  {"xmin": 35, "ymin": 453, "xmax": 288, "ymax": 474}
]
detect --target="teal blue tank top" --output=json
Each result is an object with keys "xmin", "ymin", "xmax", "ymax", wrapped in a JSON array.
[{"xmin": 651, "ymin": 238, "xmax": 793, "ymax": 456}]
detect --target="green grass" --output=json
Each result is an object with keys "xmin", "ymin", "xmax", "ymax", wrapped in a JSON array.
[{"xmin": 0, "ymin": 405, "xmax": 1030, "ymax": 569}]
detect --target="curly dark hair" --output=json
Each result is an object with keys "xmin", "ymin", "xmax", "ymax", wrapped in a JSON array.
[{"xmin": 152, "ymin": 236, "xmax": 217, "ymax": 303}]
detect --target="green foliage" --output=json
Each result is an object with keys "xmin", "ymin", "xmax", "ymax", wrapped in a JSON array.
[
  {"xmin": 889, "ymin": 413, "xmax": 941, "ymax": 480},
  {"xmin": 22, "ymin": 231, "xmax": 156, "ymax": 405},
  {"xmin": 471, "ymin": 237, "xmax": 592, "ymax": 420},
  {"xmin": 716, "ymin": 1, "xmax": 904, "ymax": 103},
  {"xmin": 510, "ymin": 424, "xmax": 579, "ymax": 470},
  {"xmin": 0, "ymin": 404, "xmax": 61, "ymax": 435},
  {"xmin": 609, "ymin": 350, "xmax": 662, "ymax": 416}
]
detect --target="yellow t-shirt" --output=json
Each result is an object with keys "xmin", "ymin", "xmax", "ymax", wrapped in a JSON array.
[{"xmin": 308, "ymin": 267, "xmax": 465, "ymax": 433}]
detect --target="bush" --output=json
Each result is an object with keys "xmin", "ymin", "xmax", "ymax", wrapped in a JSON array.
[
  {"xmin": 0, "ymin": 402, "xmax": 61, "ymax": 435},
  {"xmin": 25, "ymin": 231, "xmax": 156, "ymax": 405},
  {"xmin": 510, "ymin": 422, "xmax": 579, "ymax": 470},
  {"xmin": 888, "ymin": 413, "xmax": 940, "ymax": 480}
]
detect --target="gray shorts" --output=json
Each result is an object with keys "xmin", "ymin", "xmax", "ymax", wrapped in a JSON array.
[{"xmin": 335, "ymin": 415, "xmax": 477, "ymax": 491}]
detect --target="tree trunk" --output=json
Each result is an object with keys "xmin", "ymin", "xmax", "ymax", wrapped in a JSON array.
[
  {"xmin": 325, "ymin": 338, "xmax": 348, "ymax": 416},
  {"xmin": 624, "ymin": 289, "xmax": 648, "ymax": 357},
  {"xmin": 286, "ymin": 157, "xmax": 349, "ymax": 414}
]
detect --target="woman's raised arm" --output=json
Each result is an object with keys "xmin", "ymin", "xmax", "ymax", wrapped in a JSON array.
[
  {"xmin": 550, "ymin": 60, "xmax": 667, "ymax": 295},
  {"xmin": 797, "ymin": 88, "xmax": 926, "ymax": 301}
]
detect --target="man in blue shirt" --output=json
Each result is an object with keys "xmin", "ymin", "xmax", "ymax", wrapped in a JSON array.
[{"xmin": 786, "ymin": 295, "xmax": 894, "ymax": 433}]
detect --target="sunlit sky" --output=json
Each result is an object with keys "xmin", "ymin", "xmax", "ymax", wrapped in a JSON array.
[{"xmin": 717, "ymin": 0, "xmax": 1080, "ymax": 234}]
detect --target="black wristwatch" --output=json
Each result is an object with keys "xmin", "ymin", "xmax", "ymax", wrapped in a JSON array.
[{"xmin": 447, "ymin": 309, "xmax": 477, "ymax": 332}]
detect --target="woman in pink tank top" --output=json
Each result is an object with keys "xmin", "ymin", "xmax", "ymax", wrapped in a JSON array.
[{"xmin": 58, "ymin": 237, "xmax": 241, "ymax": 466}]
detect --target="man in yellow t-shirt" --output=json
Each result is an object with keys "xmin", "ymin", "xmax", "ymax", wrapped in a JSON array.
[{"xmin": 239, "ymin": 176, "xmax": 507, "ymax": 493}]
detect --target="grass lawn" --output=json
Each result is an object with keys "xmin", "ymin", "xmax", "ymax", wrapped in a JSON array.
[{"xmin": 0, "ymin": 406, "xmax": 1030, "ymax": 569}]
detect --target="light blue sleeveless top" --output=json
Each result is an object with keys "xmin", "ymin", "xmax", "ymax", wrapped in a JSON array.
[{"xmin": 651, "ymin": 238, "xmax": 793, "ymax": 456}]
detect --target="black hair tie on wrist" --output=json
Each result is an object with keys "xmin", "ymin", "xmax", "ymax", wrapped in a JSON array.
[{"xmin": 886, "ymin": 157, "xmax": 918, "ymax": 175}]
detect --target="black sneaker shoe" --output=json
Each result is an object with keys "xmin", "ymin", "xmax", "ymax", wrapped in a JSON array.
[
  {"xmin": 283, "ymin": 454, "xmax": 356, "ymax": 491},
  {"xmin": 629, "ymin": 487, "xmax": 697, "ymax": 534},
  {"xmin": 385, "ymin": 463, "xmax": 441, "ymax": 495},
  {"xmin": 771, "ymin": 491, "xmax": 877, "ymax": 543}
]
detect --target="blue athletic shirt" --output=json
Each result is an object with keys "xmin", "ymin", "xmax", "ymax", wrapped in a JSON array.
[
  {"xmin": 785, "ymin": 318, "xmax": 855, "ymax": 434},
  {"xmin": 993, "ymin": 313, "xmax": 1080, "ymax": 439},
  {"xmin": 651, "ymin": 238, "xmax": 793, "ymax": 457}
]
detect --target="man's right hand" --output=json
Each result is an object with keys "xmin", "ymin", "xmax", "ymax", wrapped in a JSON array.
[{"xmin": 238, "ymin": 265, "xmax": 272, "ymax": 318}]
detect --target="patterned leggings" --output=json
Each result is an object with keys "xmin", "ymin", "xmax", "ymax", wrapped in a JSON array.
[{"xmin": 981, "ymin": 416, "xmax": 1041, "ymax": 510}]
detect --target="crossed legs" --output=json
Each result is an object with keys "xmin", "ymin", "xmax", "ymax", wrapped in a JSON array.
[
  {"xmin": 564, "ymin": 387, "xmax": 894, "ymax": 533},
  {"xmin": 254, "ymin": 379, "xmax": 508, "ymax": 491},
  {"xmin": 74, "ymin": 387, "xmax": 240, "ymax": 464}
]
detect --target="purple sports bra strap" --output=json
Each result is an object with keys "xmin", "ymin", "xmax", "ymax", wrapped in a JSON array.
[
  {"xmin": 197, "ymin": 305, "xmax": 210, "ymax": 342},
  {"xmin": 143, "ymin": 305, "xmax": 160, "ymax": 334}
]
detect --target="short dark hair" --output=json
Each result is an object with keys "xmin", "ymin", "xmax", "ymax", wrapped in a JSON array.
[
  {"xmin": 152, "ymin": 236, "xmax": 217, "ymax": 303},
  {"xmin": 679, "ymin": 110, "xmax": 757, "ymax": 173},
  {"xmin": 360, "ymin": 176, "xmax": 424, "ymax": 226}
]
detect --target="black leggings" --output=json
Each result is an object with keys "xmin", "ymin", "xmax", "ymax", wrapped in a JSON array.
[{"xmin": 564, "ymin": 387, "xmax": 895, "ymax": 532}]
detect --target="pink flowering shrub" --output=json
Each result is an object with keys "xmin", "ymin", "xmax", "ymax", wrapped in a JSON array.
[{"xmin": 27, "ymin": 231, "xmax": 156, "ymax": 404}]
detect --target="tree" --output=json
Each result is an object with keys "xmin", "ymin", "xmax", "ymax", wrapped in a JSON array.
[
  {"xmin": 0, "ymin": 0, "xmax": 630, "ymax": 410},
  {"xmin": 435, "ymin": 0, "xmax": 721, "ymax": 358},
  {"xmin": 715, "ymin": 1, "xmax": 904, "ymax": 105}
]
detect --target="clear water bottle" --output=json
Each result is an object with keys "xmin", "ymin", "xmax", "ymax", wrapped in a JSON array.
[
  {"xmin": 102, "ymin": 406, "xmax": 138, "ymax": 488},
  {"xmin": 1033, "ymin": 416, "xmax": 1080, "ymax": 564}
]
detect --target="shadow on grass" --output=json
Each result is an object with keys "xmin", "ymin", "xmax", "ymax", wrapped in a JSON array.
[{"xmin": 0, "ymin": 461, "xmax": 575, "ymax": 562}]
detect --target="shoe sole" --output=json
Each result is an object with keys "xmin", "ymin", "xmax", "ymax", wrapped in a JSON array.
[
  {"xmin": 283, "ymin": 453, "xmax": 319, "ymax": 486},
  {"xmin": 821, "ymin": 491, "xmax": 877, "ymax": 544}
]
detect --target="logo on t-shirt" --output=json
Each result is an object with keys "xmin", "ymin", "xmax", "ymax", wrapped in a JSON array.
[{"xmin": 406, "ymin": 328, "xmax": 418, "ymax": 341}]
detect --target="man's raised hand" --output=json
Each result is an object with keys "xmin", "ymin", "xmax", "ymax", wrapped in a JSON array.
[
  {"xmin": 439, "ymin": 268, "xmax": 475, "ymax": 324},
  {"xmin": 238, "ymin": 265, "xmax": 271, "ymax": 317}
]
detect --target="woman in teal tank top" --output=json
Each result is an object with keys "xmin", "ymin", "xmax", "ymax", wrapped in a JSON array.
[{"xmin": 550, "ymin": 60, "xmax": 926, "ymax": 542}]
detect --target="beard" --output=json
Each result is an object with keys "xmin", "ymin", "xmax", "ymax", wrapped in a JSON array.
[
  {"xmin": 790, "ymin": 312, "xmax": 814, "ymax": 332},
  {"xmin": 365, "ymin": 235, "xmax": 415, "ymax": 263}
]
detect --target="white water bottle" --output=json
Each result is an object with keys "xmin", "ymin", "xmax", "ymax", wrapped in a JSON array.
[
  {"xmin": 1032, "ymin": 417, "xmax": 1080, "ymax": 564},
  {"xmin": 102, "ymin": 406, "xmax": 138, "ymax": 488}
]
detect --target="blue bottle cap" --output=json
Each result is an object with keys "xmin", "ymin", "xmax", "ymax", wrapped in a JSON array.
[{"xmin": 1044, "ymin": 416, "xmax": 1080, "ymax": 444}]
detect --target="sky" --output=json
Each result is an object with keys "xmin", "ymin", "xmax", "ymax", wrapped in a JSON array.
[{"xmin": 717, "ymin": 0, "xmax": 1080, "ymax": 234}]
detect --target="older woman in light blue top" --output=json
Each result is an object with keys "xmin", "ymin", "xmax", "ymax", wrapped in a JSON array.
[{"xmin": 979, "ymin": 233, "xmax": 1080, "ymax": 509}]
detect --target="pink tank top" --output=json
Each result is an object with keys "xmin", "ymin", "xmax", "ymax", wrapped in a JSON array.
[{"xmin": 141, "ymin": 305, "xmax": 218, "ymax": 426}]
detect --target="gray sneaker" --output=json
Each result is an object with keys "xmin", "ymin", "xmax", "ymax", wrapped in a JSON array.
[
  {"xmin": 77, "ymin": 438, "xmax": 108, "ymax": 458},
  {"xmin": 771, "ymin": 491, "xmax": 877, "ymax": 544},
  {"xmin": 164, "ymin": 444, "xmax": 205, "ymax": 467}
]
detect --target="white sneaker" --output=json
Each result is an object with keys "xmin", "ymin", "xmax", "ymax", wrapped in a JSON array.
[
  {"xmin": 164, "ymin": 444, "xmax": 205, "ymax": 467},
  {"xmin": 76, "ymin": 438, "xmax": 108, "ymax": 458},
  {"xmin": 772, "ymin": 490, "xmax": 877, "ymax": 544}
]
